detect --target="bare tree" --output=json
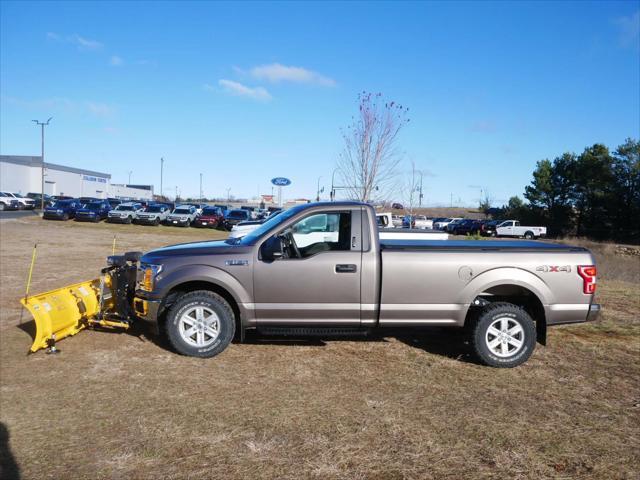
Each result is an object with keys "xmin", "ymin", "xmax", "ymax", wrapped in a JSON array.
[
  {"xmin": 336, "ymin": 92, "xmax": 409, "ymax": 202},
  {"xmin": 404, "ymin": 160, "xmax": 420, "ymax": 216},
  {"xmin": 479, "ymin": 190, "xmax": 494, "ymax": 218}
]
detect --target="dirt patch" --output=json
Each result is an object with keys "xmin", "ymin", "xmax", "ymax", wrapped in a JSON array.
[{"xmin": 1, "ymin": 218, "xmax": 638, "ymax": 479}]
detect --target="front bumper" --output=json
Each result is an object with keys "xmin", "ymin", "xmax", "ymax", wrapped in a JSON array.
[
  {"xmin": 133, "ymin": 296, "xmax": 162, "ymax": 324},
  {"xmin": 43, "ymin": 211, "xmax": 67, "ymax": 219},
  {"xmin": 107, "ymin": 216, "xmax": 132, "ymax": 223},
  {"xmin": 137, "ymin": 216, "xmax": 161, "ymax": 224},
  {"xmin": 193, "ymin": 219, "xmax": 219, "ymax": 228},
  {"xmin": 167, "ymin": 218, "xmax": 190, "ymax": 226},
  {"xmin": 75, "ymin": 214, "xmax": 99, "ymax": 221}
]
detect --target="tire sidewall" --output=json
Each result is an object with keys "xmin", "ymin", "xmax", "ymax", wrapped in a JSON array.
[
  {"xmin": 473, "ymin": 305, "xmax": 536, "ymax": 367},
  {"xmin": 166, "ymin": 293, "xmax": 235, "ymax": 357}
]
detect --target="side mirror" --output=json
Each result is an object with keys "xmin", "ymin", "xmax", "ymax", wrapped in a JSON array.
[{"xmin": 261, "ymin": 235, "xmax": 284, "ymax": 262}]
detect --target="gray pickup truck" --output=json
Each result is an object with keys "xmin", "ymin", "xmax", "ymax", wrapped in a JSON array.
[{"xmin": 133, "ymin": 201, "xmax": 600, "ymax": 367}]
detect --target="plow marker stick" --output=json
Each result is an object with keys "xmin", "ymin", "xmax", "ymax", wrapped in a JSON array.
[
  {"xmin": 112, "ymin": 235, "xmax": 117, "ymax": 255},
  {"xmin": 25, "ymin": 244, "xmax": 37, "ymax": 300}
]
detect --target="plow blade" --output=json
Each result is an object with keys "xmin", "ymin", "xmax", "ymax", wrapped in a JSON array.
[{"xmin": 20, "ymin": 279, "xmax": 101, "ymax": 352}]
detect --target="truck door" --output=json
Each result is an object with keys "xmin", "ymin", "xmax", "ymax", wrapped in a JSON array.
[{"xmin": 253, "ymin": 208, "xmax": 362, "ymax": 325}]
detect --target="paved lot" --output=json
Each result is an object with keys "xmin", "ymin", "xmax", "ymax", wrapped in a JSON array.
[{"xmin": 0, "ymin": 210, "xmax": 40, "ymax": 220}]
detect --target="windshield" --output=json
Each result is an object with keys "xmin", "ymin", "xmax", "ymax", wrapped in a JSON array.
[
  {"xmin": 116, "ymin": 205, "xmax": 135, "ymax": 211},
  {"xmin": 229, "ymin": 207, "xmax": 301, "ymax": 245},
  {"xmin": 228, "ymin": 210, "xmax": 248, "ymax": 219},
  {"xmin": 202, "ymin": 207, "xmax": 220, "ymax": 215},
  {"xmin": 53, "ymin": 200, "xmax": 73, "ymax": 207},
  {"xmin": 86, "ymin": 202, "xmax": 103, "ymax": 210},
  {"xmin": 173, "ymin": 208, "xmax": 191, "ymax": 214},
  {"xmin": 146, "ymin": 205, "xmax": 165, "ymax": 212}
]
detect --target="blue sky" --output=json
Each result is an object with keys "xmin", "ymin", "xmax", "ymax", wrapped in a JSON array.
[{"xmin": 1, "ymin": 1, "xmax": 638, "ymax": 205}]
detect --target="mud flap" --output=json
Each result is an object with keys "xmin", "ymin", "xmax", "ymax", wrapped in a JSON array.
[{"xmin": 20, "ymin": 279, "xmax": 101, "ymax": 353}]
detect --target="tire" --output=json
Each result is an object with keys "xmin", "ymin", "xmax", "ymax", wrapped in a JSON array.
[
  {"xmin": 0, "ymin": 203, "xmax": 5, "ymax": 211},
  {"xmin": 154, "ymin": 218, "xmax": 160, "ymax": 226},
  {"xmin": 126, "ymin": 216, "xmax": 132, "ymax": 224},
  {"xmin": 165, "ymin": 290, "xmax": 236, "ymax": 358},
  {"xmin": 524, "ymin": 231, "xmax": 534, "ymax": 240},
  {"xmin": 62, "ymin": 213, "xmax": 69, "ymax": 221},
  {"xmin": 470, "ymin": 302, "xmax": 536, "ymax": 368}
]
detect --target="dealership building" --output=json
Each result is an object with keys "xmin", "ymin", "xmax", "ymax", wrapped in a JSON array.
[{"xmin": 0, "ymin": 155, "xmax": 153, "ymax": 200}]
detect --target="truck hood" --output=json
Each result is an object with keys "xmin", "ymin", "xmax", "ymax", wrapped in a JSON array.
[{"xmin": 141, "ymin": 240, "xmax": 252, "ymax": 262}]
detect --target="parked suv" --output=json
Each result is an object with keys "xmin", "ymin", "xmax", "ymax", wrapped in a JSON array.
[
  {"xmin": 192, "ymin": 206, "xmax": 224, "ymax": 228},
  {"xmin": 75, "ymin": 200, "xmax": 112, "ymax": 222},
  {"xmin": 43, "ymin": 199, "xmax": 82, "ymax": 220},
  {"xmin": 0, "ymin": 192, "xmax": 21, "ymax": 211},
  {"xmin": 107, "ymin": 202, "xmax": 144, "ymax": 224},
  {"xmin": 223, "ymin": 209, "xmax": 251, "ymax": 230},
  {"xmin": 166, "ymin": 205, "xmax": 199, "ymax": 227},
  {"xmin": 2, "ymin": 192, "xmax": 36, "ymax": 210},
  {"xmin": 136, "ymin": 204, "xmax": 171, "ymax": 226},
  {"xmin": 27, "ymin": 193, "xmax": 54, "ymax": 208}
]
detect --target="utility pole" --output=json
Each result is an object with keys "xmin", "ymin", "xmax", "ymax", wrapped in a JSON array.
[
  {"xmin": 450, "ymin": 193, "xmax": 453, "ymax": 208},
  {"xmin": 32, "ymin": 117, "xmax": 53, "ymax": 210},
  {"xmin": 128, "ymin": 171, "xmax": 133, "ymax": 184},
  {"xmin": 330, "ymin": 168, "xmax": 339, "ymax": 201},
  {"xmin": 160, "ymin": 157, "xmax": 164, "ymax": 200},
  {"xmin": 199, "ymin": 173, "xmax": 203, "ymax": 203},
  {"xmin": 175, "ymin": 185, "xmax": 178, "ymax": 201},
  {"xmin": 316, "ymin": 176, "xmax": 323, "ymax": 202},
  {"xmin": 418, "ymin": 172, "xmax": 424, "ymax": 207},
  {"xmin": 226, "ymin": 188, "xmax": 231, "ymax": 203}
]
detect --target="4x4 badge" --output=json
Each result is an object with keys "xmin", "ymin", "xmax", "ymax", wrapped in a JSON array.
[{"xmin": 536, "ymin": 265, "xmax": 571, "ymax": 272}]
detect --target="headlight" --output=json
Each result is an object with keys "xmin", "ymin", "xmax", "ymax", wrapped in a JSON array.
[
  {"xmin": 140, "ymin": 263, "xmax": 162, "ymax": 291},
  {"xmin": 57, "ymin": 209, "xmax": 63, "ymax": 213}
]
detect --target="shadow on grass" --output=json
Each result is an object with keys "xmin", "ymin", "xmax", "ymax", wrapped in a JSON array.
[{"xmin": 0, "ymin": 423, "xmax": 20, "ymax": 480}]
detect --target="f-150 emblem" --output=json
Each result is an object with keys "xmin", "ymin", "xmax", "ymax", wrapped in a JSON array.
[
  {"xmin": 225, "ymin": 260, "xmax": 249, "ymax": 266},
  {"xmin": 536, "ymin": 265, "xmax": 571, "ymax": 273}
]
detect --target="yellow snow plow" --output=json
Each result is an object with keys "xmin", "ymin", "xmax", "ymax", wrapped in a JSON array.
[{"xmin": 20, "ymin": 252, "xmax": 142, "ymax": 353}]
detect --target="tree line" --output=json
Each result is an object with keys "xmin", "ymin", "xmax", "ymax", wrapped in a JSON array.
[{"xmin": 497, "ymin": 139, "xmax": 639, "ymax": 242}]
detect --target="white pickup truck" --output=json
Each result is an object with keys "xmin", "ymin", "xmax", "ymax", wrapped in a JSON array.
[{"xmin": 496, "ymin": 220, "xmax": 547, "ymax": 239}]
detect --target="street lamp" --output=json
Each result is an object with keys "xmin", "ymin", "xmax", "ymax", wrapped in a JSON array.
[
  {"xmin": 160, "ymin": 157, "xmax": 164, "ymax": 200},
  {"xmin": 330, "ymin": 168, "xmax": 340, "ymax": 201},
  {"xmin": 128, "ymin": 171, "xmax": 133, "ymax": 184},
  {"xmin": 316, "ymin": 176, "xmax": 323, "ymax": 202},
  {"xmin": 199, "ymin": 173, "xmax": 203, "ymax": 203},
  {"xmin": 32, "ymin": 117, "xmax": 53, "ymax": 210}
]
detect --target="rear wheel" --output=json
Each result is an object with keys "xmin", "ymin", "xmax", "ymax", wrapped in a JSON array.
[
  {"xmin": 126, "ymin": 216, "xmax": 132, "ymax": 224},
  {"xmin": 165, "ymin": 290, "xmax": 235, "ymax": 358},
  {"xmin": 62, "ymin": 213, "xmax": 69, "ymax": 221},
  {"xmin": 524, "ymin": 231, "xmax": 534, "ymax": 240},
  {"xmin": 154, "ymin": 218, "xmax": 160, "ymax": 226},
  {"xmin": 470, "ymin": 302, "xmax": 536, "ymax": 368},
  {"xmin": 0, "ymin": 203, "xmax": 5, "ymax": 211}
]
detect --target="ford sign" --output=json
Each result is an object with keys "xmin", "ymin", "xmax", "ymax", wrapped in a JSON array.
[{"xmin": 271, "ymin": 177, "xmax": 292, "ymax": 186}]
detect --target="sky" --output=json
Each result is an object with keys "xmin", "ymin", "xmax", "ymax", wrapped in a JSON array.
[{"xmin": 1, "ymin": 1, "xmax": 639, "ymax": 205}]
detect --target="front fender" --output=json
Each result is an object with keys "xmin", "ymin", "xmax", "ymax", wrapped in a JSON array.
[{"xmin": 156, "ymin": 264, "xmax": 252, "ymax": 306}]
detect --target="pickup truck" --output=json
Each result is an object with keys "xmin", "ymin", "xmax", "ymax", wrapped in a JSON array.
[
  {"xmin": 496, "ymin": 220, "xmax": 547, "ymax": 239},
  {"xmin": 0, "ymin": 192, "xmax": 21, "ymax": 211},
  {"xmin": 132, "ymin": 202, "xmax": 599, "ymax": 367}
]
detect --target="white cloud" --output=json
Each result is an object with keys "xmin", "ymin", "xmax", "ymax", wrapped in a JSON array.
[
  {"xmin": 216, "ymin": 79, "xmax": 272, "ymax": 101},
  {"xmin": 46, "ymin": 32, "xmax": 103, "ymax": 50},
  {"xmin": 250, "ymin": 63, "xmax": 336, "ymax": 87},
  {"xmin": 613, "ymin": 10, "xmax": 640, "ymax": 48},
  {"xmin": 110, "ymin": 55, "xmax": 124, "ymax": 67},
  {"xmin": 85, "ymin": 101, "xmax": 115, "ymax": 117}
]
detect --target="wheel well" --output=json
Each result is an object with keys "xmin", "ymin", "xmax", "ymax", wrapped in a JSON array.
[
  {"xmin": 159, "ymin": 281, "xmax": 242, "ymax": 339},
  {"xmin": 466, "ymin": 284, "xmax": 547, "ymax": 344}
]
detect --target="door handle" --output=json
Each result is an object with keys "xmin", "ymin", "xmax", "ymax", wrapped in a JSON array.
[{"xmin": 335, "ymin": 264, "xmax": 357, "ymax": 273}]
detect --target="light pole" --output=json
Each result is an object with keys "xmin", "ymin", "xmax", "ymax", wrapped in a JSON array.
[
  {"xmin": 128, "ymin": 171, "xmax": 133, "ymax": 184},
  {"xmin": 199, "ymin": 173, "xmax": 203, "ymax": 203},
  {"xmin": 160, "ymin": 157, "xmax": 164, "ymax": 200},
  {"xmin": 316, "ymin": 176, "xmax": 323, "ymax": 202},
  {"xmin": 330, "ymin": 168, "xmax": 340, "ymax": 201},
  {"xmin": 226, "ymin": 188, "xmax": 231, "ymax": 203},
  {"xmin": 418, "ymin": 172, "xmax": 424, "ymax": 207},
  {"xmin": 32, "ymin": 117, "xmax": 52, "ymax": 210}
]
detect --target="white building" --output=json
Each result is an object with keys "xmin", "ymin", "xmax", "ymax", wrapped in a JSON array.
[{"xmin": 0, "ymin": 155, "xmax": 153, "ymax": 200}]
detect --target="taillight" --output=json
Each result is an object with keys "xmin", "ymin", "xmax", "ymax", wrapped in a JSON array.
[{"xmin": 578, "ymin": 265, "xmax": 597, "ymax": 294}]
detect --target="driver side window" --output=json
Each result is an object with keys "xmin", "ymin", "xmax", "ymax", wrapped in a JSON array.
[{"xmin": 287, "ymin": 212, "xmax": 351, "ymax": 258}]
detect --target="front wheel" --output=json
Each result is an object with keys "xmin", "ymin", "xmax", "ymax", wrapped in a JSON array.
[
  {"xmin": 126, "ymin": 216, "xmax": 132, "ymax": 224},
  {"xmin": 470, "ymin": 302, "xmax": 536, "ymax": 368},
  {"xmin": 524, "ymin": 231, "xmax": 534, "ymax": 240},
  {"xmin": 165, "ymin": 290, "xmax": 236, "ymax": 358}
]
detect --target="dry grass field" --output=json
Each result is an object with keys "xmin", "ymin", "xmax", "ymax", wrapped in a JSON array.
[{"xmin": 1, "ymin": 216, "xmax": 638, "ymax": 479}]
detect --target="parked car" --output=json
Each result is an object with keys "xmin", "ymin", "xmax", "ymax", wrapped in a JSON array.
[
  {"xmin": 391, "ymin": 202, "xmax": 404, "ymax": 210},
  {"xmin": 107, "ymin": 202, "xmax": 144, "ymax": 224},
  {"xmin": 482, "ymin": 220, "xmax": 501, "ymax": 237},
  {"xmin": 135, "ymin": 204, "xmax": 171, "ymax": 226},
  {"xmin": 445, "ymin": 218, "xmax": 465, "ymax": 233},
  {"xmin": 79, "ymin": 197, "xmax": 100, "ymax": 205},
  {"xmin": 451, "ymin": 219, "xmax": 483, "ymax": 235},
  {"xmin": 496, "ymin": 220, "xmax": 547, "ymax": 239},
  {"xmin": 182, "ymin": 203, "xmax": 205, "ymax": 215},
  {"xmin": 51, "ymin": 195, "xmax": 73, "ymax": 201},
  {"xmin": 107, "ymin": 198, "xmax": 122, "ymax": 208},
  {"xmin": 414, "ymin": 215, "xmax": 433, "ymax": 229},
  {"xmin": 192, "ymin": 206, "xmax": 225, "ymax": 228},
  {"xmin": 228, "ymin": 210, "xmax": 284, "ymax": 238},
  {"xmin": 2, "ymin": 192, "xmax": 36, "ymax": 210},
  {"xmin": 131, "ymin": 201, "xmax": 600, "ymax": 367},
  {"xmin": 74, "ymin": 200, "xmax": 112, "ymax": 222},
  {"xmin": 43, "ymin": 199, "xmax": 82, "ymax": 220},
  {"xmin": 224, "ymin": 209, "xmax": 251, "ymax": 230},
  {"xmin": 166, "ymin": 205, "xmax": 199, "ymax": 227},
  {"xmin": 0, "ymin": 192, "xmax": 21, "ymax": 211},
  {"xmin": 391, "ymin": 214, "xmax": 403, "ymax": 227},
  {"xmin": 26, "ymin": 192, "xmax": 54, "ymax": 208},
  {"xmin": 433, "ymin": 217, "xmax": 461, "ymax": 230}
]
